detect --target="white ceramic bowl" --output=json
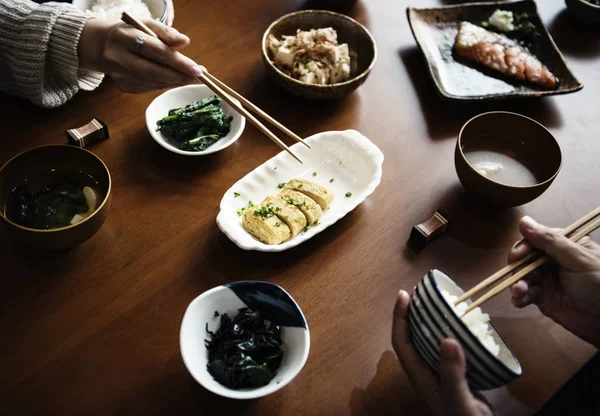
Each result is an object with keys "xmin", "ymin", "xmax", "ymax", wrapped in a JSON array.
[
  {"xmin": 409, "ymin": 269, "xmax": 522, "ymax": 390},
  {"xmin": 145, "ymin": 85, "xmax": 246, "ymax": 156},
  {"xmin": 180, "ymin": 281, "xmax": 310, "ymax": 399},
  {"xmin": 71, "ymin": 0, "xmax": 168, "ymax": 23}
]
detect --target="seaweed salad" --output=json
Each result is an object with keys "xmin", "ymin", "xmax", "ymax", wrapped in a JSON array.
[
  {"xmin": 205, "ymin": 308, "xmax": 284, "ymax": 389},
  {"xmin": 5, "ymin": 169, "xmax": 101, "ymax": 230},
  {"xmin": 156, "ymin": 95, "xmax": 232, "ymax": 152}
]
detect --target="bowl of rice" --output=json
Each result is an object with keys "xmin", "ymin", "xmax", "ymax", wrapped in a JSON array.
[
  {"xmin": 72, "ymin": 0, "xmax": 168, "ymax": 24},
  {"xmin": 409, "ymin": 269, "xmax": 522, "ymax": 390}
]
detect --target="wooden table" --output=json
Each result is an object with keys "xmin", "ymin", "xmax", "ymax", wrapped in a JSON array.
[{"xmin": 1, "ymin": 0, "xmax": 598, "ymax": 414}]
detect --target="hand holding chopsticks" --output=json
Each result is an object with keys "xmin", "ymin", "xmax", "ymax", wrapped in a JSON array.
[
  {"xmin": 458, "ymin": 207, "xmax": 600, "ymax": 315},
  {"xmin": 121, "ymin": 12, "xmax": 308, "ymax": 163}
]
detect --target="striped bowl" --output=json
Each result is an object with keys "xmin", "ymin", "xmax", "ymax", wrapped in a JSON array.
[{"xmin": 409, "ymin": 269, "xmax": 522, "ymax": 390}]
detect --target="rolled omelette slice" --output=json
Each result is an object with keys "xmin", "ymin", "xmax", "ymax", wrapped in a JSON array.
[
  {"xmin": 285, "ymin": 179, "xmax": 334, "ymax": 211},
  {"xmin": 279, "ymin": 189, "xmax": 322, "ymax": 225},
  {"xmin": 242, "ymin": 203, "xmax": 291, "ymax": 245},
  {"xmin": 262, "ymin": 195, "xmax": 306, "ymax": 237}
]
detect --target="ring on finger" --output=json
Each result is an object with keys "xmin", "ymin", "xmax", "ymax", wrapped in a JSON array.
[{"xmin": 134, "ymin": 34, "xmax": 145, "ymax": 54}]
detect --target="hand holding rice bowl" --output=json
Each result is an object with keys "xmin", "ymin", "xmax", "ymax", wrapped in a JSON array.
[{"xmin": 408, "ymin": 269, "xmax": 521, "ymax": 390}]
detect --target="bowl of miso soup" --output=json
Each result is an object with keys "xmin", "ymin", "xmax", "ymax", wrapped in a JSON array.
[
  {"xmin": 455, "ymin": 112, "xmax": 562, "ymax": 207},
  {"xmin": 0, "ymin": 145, "xmax": 111, "ymax": 250}
]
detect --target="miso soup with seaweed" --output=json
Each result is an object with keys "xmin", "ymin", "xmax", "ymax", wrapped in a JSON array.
[{"xmin": 4, "ymin": 169, "xmax": 103, "ymax": 230}]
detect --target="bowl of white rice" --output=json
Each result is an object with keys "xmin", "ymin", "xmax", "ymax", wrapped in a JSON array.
[
  {"xmin": 72, "ymin": 0, "xmax": 168, "ymax": 23},
  {"xmin": 408, "ymin": 269, "xmax": 522, "ymax": 390}
]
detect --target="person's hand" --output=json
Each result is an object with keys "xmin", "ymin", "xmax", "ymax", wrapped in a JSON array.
[
  {"xmin": 509, "ymin": 216, "xmax": 600, "ymax": 347},
  {"xmin": 78, "ymin": 19, "xmax": 202, "ymax": 93},
  {"xmin": 392, "ymin": 290, "xmax": 495, "ymax": 416}
]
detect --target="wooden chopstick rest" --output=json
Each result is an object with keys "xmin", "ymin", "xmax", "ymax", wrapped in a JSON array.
[
  {"xmin": 409, "ymin": 209, "xmax": 449, "ymax": 250},
  {"xmin": 66, "ymin": 117, "xmax": 109, "ymax": 148}
]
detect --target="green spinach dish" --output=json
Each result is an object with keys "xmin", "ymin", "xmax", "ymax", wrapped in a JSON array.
[{"xmin": 156, "ymin": 95, "xmax": 233, "ymax": 152}]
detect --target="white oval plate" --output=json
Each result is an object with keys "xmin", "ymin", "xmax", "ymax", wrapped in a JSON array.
[
  {"xmin": 145, "ymin": 85, "xmax": 246, "ymax": 156},
  {"xmin": 216, "ymin": 130, "xmax": 384, "ymax": 252}
]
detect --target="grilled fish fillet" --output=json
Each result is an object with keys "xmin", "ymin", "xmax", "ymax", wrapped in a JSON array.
[
  {"xmin": 285, "ymin": 179, "xmax": 334, "ymax": 211},
  {"xmin": 279, "ymin": 189, "xmax": 322, "ymax": 225},
  {"xmin": 455, "ymin": 22, "xmax": 558, "ymax": 89},
  {"xmin": 262, "ymin": 195, "xmax": 307, "ymax": 237},
  {"xmin": 242, "ymin": 204, "xmax": 291, "ymax": 245}
]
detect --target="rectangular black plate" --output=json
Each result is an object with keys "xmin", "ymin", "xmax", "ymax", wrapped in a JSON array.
[{"xmin": 406, "ymin": 0, "xmax": 583, "ymax": 102}]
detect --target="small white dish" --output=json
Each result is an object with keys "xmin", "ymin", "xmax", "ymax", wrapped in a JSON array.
[
  {"xmin": 180, "ymin": 281, "xmax": 310, "ymax": 400},
  {"xmin": 216, "ymin": 129, "xmax": 384, "ymax": 251},
  {"xmin": 72, "ymin": 0, "xmax": 168, "ymax": 23},
  {"xmin": 145, "ymin": 85, "xmax": 246, "ymax": 156}
]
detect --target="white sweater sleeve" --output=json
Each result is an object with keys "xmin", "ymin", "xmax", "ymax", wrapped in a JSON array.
[{"xmin": 0, "ymin": 0, "xmax": 104, "ymax": 108}]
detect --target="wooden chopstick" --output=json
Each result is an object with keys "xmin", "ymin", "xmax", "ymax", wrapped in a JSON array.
[
  {"xmin": 456, "ymin": 205, "xmax": 600, "ymax": 305},
  {"xmin": 120, "ymin": 12, "xmax": 304, "ymax": 163},
  {"xmin": 195, "ymin": 73, "xmax": 303, "ymax": 163},
  {"xmin": 460, "ymin": 211, "xmax": 600, "ymax": 315},
  {"xmin": 121, "ymin": 12, "xmax": 157, "ymax": 36},
  {"xmin": 202, "ymin": 71, "xmax": 311, "ymax": 149}
]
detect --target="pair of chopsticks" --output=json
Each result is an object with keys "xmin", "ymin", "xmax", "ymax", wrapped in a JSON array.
[
  {"xmin": 457, "ymin": 206, "xmax": 600, "ymax": 315},
  {"xmin": 121, "ymin": 12, "xmax": 309, "ymax": 163}
]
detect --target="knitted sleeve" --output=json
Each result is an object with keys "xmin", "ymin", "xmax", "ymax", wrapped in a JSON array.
[{"xmin": 0, "ymin": 0, "xmax": 104, "ymax": 108}]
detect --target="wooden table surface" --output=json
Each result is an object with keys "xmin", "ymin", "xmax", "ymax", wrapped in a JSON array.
[{"xmin": 1, "ymin": 0, "xmax": 598, "ymax": 414}]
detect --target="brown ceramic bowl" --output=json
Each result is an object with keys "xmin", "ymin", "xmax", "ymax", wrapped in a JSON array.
[
  {"xmin": 0, "ymin": 145, "xmax": 111, "ymax": 250},
  {"xmin": 565, "ymin": 0, "xmax": 600, "ymax": 24},
  {"xmin": 261, "ymin": 10, "xmax": 377, "ymax": 100},
  {"xmin": 455, "ymin": 112, "xmax": 562, "ymax": 208},
  {"xmin": 317, "ymin": 0, "xmax": 359, "ymax": 11}
]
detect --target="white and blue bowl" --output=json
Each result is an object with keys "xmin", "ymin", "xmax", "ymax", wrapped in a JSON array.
[
  {"xmin": 409, "ymin": 269, "xmax": 522, "ymax": 390},
  {"xmin": 180, "ymin": 281, "xmax": 310, "ymax": 399}
]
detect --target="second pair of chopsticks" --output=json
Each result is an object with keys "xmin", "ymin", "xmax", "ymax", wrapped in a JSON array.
[
  {"xmin": 121, "ymin": 12, "xmax": 309, "ymax": 163},
  {"xmin": 457, "ymin": 206, "xmax": 600, "ymax": 315}
]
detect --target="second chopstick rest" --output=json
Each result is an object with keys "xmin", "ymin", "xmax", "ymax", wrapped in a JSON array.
[
  {"xmin": 409, "ymin": 209, "xmax": 449, "ymax": 250},
  {"xmin": 66, "ymin": 117, "xmax": 109, "ymax": 148}
]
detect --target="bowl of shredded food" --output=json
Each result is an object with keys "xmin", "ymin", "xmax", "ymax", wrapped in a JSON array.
[{"xmin": 262, "ymin": 10, "xmax": 377, "ymax": 99}]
